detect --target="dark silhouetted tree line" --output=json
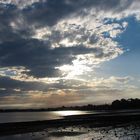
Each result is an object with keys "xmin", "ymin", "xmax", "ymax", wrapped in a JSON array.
[
  {"xmin": 0, "ymin": 98, "xmax": 140, "ymax": 112},
  {"xmin": 111, "ymin": 98, "xmax": 140, "ymax": 109}
]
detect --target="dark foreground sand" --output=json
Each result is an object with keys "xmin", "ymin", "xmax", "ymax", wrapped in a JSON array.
[
  {"xmin": 0, "ymin": 110, "xmax": 140, "ymax": 139},
  {"xmin": 0, "ymin": 122, "xmax": 140, "ymax": 140}
]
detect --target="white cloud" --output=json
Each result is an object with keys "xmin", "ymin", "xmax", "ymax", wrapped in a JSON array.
[
  {"xmin": 0, "ymin": 0, "xmax": 41, "ymax": 9},
  {"xmin": 32, "ymin": 19, "xmax": 124, "ymax": 77},
  {"xmin": 0, "ymin": 67, "xmax": 37, "ymax": 82},
  {"xmin": 1, "ymin": 0, "xmax": 139, "ymax": 79}
]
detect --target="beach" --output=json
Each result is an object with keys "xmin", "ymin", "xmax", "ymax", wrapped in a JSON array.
[{"xmin": 0, "ymin": 110, "xmax": 140, "ymax": 139}]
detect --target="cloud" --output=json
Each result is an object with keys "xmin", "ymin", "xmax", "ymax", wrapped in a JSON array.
[
  {"xmin": 0, "ymin": 74, "xmax": 139, "ymax": 108},
  {"xmin": 0, "ymin": 91, "xmax": 83, "ymax": 108},
  {"xmin": 0, "ymin": 0, "xmax": 140, "ymax": 108},
  {"xmin": 0, "ymin": 0, "xmax": 138, "ymax": 79},
  {"xmin": 0, "ymin": 0, "xmax": 41, "ymax": 9}
]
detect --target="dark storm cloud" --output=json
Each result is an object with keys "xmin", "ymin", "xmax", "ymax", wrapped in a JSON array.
[
  {"xmin": 0, "ymin": 0, "xmax": 132, "ymax": 28},
  {"xmin": 0, "ymin": 76, "xmax": 87, "ymax": 97},
  {"xmin": 23, "ymin": 0, "xmax": 132, "ymax": 26},
  {"xmin": 0, "ymin": 76, "xmax": 71, "ymax": 97},
  {"xmin": 0, "ymin": 5, "xmax": 18, "ymax": 41},
  {"xmin": 0, "ymin": 0, "xmax": 135, "ymax": 78},
  {"xmin": 0, "ymin": 3, "xmax": 101, "ymax": 78},
  {"xmin": 0, "ymin": 33, "xmax": 105, "ymax": 78},
  {"xmin": 0, "ymin": 76, "xmax": 47, "ymax": 92},
  {"xmin": 0, "ymin": 0, "xmax": 134, "ymax": 40},
  {"xmin": 0, "ymin": 38, "xmax": 70, "ymax": 77},
  {"xmin": 0, "ymin": 4, "xmax": 33, "ymax": 41}
]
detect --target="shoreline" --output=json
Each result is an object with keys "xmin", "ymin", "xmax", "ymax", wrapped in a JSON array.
[{"xmin": 0, "ymin": 111, "xmax": 140, "ymax": 136}]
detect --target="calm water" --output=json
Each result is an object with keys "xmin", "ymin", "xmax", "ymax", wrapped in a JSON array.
[{"xmin": 0, "ymin": 110, "xmax": 94, "ymax": 123}]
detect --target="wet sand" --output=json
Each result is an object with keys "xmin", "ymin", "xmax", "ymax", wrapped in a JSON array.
[
  {"xmin": 0, "ymin": 110, "xmax": 140, "ymax": 137},
  {"xmin": 0, "ymin": 122, "xmax": 140, "ymax": 140}
]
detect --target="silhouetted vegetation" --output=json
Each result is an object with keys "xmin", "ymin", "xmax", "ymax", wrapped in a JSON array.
[
  {"xmin": 0, "ymin": 98, "xmax": 140, "ymax": 112},
  {"xmin": 111, "ymin": 98, "xmax": 140, "ymax": 109}
]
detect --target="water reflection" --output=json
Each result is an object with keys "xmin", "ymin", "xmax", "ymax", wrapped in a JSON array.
[
  {"xmin": 53, "ymin": 110, "xmax": 89, "ymax": 116},
  {"xmin": 0, "ymin": 110, "xmax": 93, "ymax": 123}
]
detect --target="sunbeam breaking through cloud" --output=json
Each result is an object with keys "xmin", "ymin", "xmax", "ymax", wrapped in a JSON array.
[{"xmin": 0, "ymin": 0, "xmax": 140, "ymax": 108}]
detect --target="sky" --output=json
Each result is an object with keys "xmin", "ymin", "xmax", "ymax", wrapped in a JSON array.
[{"xmin": 0, "ymin": 0, "xmax": 140, "ymax": 109}]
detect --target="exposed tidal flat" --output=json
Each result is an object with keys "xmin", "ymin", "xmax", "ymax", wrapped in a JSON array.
[
  {"xmin": 0, "ymin": 110, "xmax": 140, "ymax": 140},
  {"xmin": 0, "ymin": 122, "xmax": 140, "ymax": 140}
]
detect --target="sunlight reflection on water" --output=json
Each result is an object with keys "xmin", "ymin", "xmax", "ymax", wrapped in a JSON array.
[
  {"xmin": 0, "ymin": 110, "xmax": 93, "ymax": 123},
  {"xmin": 52, "ymin": 110, "xmax": 91, "ymax": 116}
]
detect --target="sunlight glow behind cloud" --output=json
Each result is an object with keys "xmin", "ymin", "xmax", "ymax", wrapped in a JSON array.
[{"xmin": 0, "ymin": 0, "xmax": 140, "ymax": 108}]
